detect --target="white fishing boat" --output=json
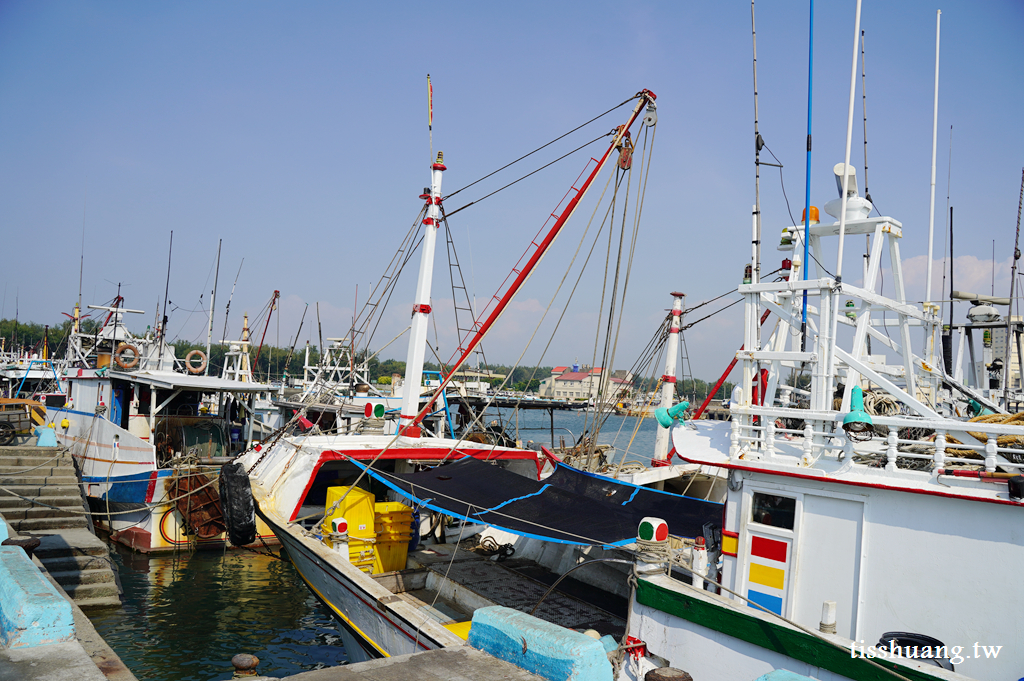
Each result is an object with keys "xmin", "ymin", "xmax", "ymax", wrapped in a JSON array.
[
  {"xmin": 46, "ymin": 297, "xmax": 278, "ymax": 553},
  {"xmin": 238, "ymin": 91, "xmax": 713, "ymax": 673},
  {"xmin": 622, "ymin": 92, "xmax": 1022, "ymax": 681}
]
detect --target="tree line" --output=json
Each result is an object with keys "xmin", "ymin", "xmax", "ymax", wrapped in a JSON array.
[{"xmin": 2, "ymin": 317, "xmax": 734, "ymax": 399}]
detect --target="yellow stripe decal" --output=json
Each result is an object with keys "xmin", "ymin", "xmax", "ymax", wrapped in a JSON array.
[
  {"xmin": 290, "ymin": 559, "xmax": 390, "ymax": 657},
  {"xmin": 721, "ymin": 534, "xmax": 738, "ymax": 556},
  {"xmin": 748, "ymin": 563, "xmax": 785, "ymax": 590}
]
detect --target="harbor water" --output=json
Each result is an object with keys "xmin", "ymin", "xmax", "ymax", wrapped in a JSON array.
[{"xmin": 90, "ymin": 547, "xmax": 348, "ymax": 681}]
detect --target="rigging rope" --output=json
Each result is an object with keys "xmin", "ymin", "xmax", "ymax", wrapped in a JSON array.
[
  {"xmin": 444, "ymin": 132, "xmax": 612, "ymax": 219},
  {"xmin": 444, "ymin": 96, "xmax": 636, "ymax": 200}
]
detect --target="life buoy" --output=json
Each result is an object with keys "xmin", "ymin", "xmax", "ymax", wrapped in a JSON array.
[
  {"xmin": 185, "ymin": 349, "xmax": 208, "ymax": 374},
  {"xmin": 219, "ymin": 462, "xmax": 256, "ymax": 547},
  {"xmin": 114, "ymin": 343, "xmax": 141, "ymax": 369}
]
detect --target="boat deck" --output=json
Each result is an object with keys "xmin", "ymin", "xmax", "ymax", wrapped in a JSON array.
[{"xmin": 373, "ymin": 544, "xmax": 625, "ymax": 638}]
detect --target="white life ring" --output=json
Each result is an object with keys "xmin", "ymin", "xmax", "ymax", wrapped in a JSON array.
[
  {"xmin": 185, "ymin": 349, "xmax": 208, "ymax": 375},
  {"xmin": 114, "ymin": 343, "xmax": 141, "ymax": 370}
]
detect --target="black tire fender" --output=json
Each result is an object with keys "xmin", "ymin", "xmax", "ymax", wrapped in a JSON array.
[{"xmin": 220, "ymin": 462, "xmax": 257, "ymax": 547}]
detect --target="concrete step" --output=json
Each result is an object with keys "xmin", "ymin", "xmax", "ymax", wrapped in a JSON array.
[
  {"xmin": 0, "ymin": 474, "xmax": 79, "ymax": 486},
  {"xmin": 61, "ymin": 580, "xmax": 120, "ymax": 600},
  {"xmin": 0, "ymin": 455, "xmax": 75, "ymax": 468},
  {"xmin": 0, "ymin": 494, "xmax": 83, "ymax": 510},
  {"xmin": 0, "ymin": 465, "xmax": 75, "ymax": 476},
  {"xmin": 10, "ymin": 515, "xmax": 89, "ymax": 532},
  {"xmin": 39, "ymin": 553, "xmax": 114, "ymax": 572},
  {"xmin": 49, "ymin": 567, "xmax": 116, "ymax": 587},
  {"xmin": 71, "ymin": 595, "xmax": 122, "ymax": 612},
  {"xmin": 33, "ymin": 529, "xmax": 111, "ymax": 559},
  {"xmin": 1, "ymin": 505, "xmax": 85, "ymax": 521},
  {"xmin": 0, "ymin": 483, "xmax": 80, "ymax": 497},
  {"xmin": 0, "ymin": 447, "xmax": 63, "ymax": 464}
]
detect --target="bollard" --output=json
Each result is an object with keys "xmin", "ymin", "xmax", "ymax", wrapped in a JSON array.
[
  {"xmin": 645, "ymin": 669, "xmax": 693, "ymax": 681},
  {"xmin": 2, "ymin": 537, "xmax": 42, "ymax": 561},
  {"xmin": 231, "ymin": 653, "xmax": 260, "ymax": 678}
]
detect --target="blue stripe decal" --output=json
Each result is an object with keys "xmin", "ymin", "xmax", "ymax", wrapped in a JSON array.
[
  {"xmin": 473, "ymin": 485, "xmax": 550, "ymax": 515},
  {"xmin": 747, "ymin": 589, "xmax": 783, "ymax": 615},
  {"xmin": 81, "ymin": 470, "xmax": 170, "ymax": 483},
  {"xmin": 621, "ymin": 486, "xmax": 640, "ymax": 506},
  {"xmin": 347, "ymin": 459, "xmax": 630, "ymax": 547}
]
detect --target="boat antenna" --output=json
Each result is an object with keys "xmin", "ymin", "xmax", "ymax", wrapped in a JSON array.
[
  {"xmin": 750, "ymin": 0, "xmax": 764, "ymax": 404},
  {"xmin": 992, "ymin": 240, "xmax": 996, "ymax": 295},
  {"xmin": 316, "ymin": 302, "xmax": 324, "ymax": 365},
  {"xmin": 941, "ymin": 126, "xmax": 953, "ymax": 374},
  {"xmin": 427, "ymin": 74, "xmax": 433, "ymax": 164},
  {"xmin": 205, "ymin": 239, "xmax": 222, "ymax": 375},
  {"xmin": 800, "ymin": 0, "xmax": 814, "ymax": 352},
  {"xmin": 160, "ymin": 231, "xmax": 173, "ymax": 370},
  {"xmin": 859, "ymin": 26, "xmax": 871, "ymax": 357},
  {"xmin": 1002, "ymin": 167, "xmax": 1024, "ymax": 404},
  {"xmin": 222, "ymin": 258, "xmax": 243, "ymax": 342},
  {"xmin": 750, "ymin": 1, "xmax": 762, "ymax": 292},
  {"xmin": 925, "ymin": 10, "xmax": 941, "ymax": 306},
  {"xmin": 825, "ymin": 0, "xmax": 863, "ymax": 406},
  {"xmin": 77, "ymin": 187, "xmax": 87, "ymax": 334},
  {"xmin": 859, "ymin": 29, "xmax": 872, "ymax": 206}
]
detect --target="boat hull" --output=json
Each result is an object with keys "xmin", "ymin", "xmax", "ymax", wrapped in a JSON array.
[{"xmin": 258, "ymin": 508, "xmax": 453, "ymax": 663}]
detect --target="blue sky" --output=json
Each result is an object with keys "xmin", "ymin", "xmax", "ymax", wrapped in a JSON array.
[{"xmin": 1, "ymin": 1, "xmax": 1021, "ymax": 381}]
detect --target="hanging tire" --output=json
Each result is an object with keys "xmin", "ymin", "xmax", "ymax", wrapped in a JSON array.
[
  {"xmin": 0, "ymin": 422, "xmax": 15, "ymax": 446},
  {"xmin": 220, "ymin": 462, "xmax": 256, "ymax": 547},
  {"xmin": 185, "ymin": 350, "xmax": 208, "ymax": 375},
  {"xmin": 114, "ymin": 343, "xmax": 141, "ymax": 369}
]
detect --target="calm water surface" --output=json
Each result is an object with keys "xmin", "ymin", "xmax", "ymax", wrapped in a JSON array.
[{"xmin": 91, "ymin": 547, "xmax": 347, "ymax": 681}]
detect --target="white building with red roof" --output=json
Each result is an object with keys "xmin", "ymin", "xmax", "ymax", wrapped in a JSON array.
[{"xmin": 538, "ymin": 362, "xmax": 632, "ymax": 401}]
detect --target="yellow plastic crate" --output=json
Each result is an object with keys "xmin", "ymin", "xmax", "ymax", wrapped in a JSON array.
[{"xmin": 322, "ymin": 486, "xmax": 375, "ymax": 539}]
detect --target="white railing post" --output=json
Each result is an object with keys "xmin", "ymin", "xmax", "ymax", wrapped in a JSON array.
[
  {"xmin": 933, "ymin": 429, "xmax": 946, "ymax": 468},
  {"xmin": 802, "ymin": 422, "xmax": 814, "ymax": 465},
  {"xmin": 765, "ymin": 418, "xmax": 776, "ymax": 461},
  {"xmin": 886, "ymin": 427, "xmax": 899, "ymax": 472},
  {"xmin": 985, "ymin": 436, "xmax": 997, "ymax": 473},
  {"xmin": 730, "ymin": 418, "xmax": 741, "ymax": 458}
]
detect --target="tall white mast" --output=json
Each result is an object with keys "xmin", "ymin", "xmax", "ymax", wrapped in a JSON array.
[
  {"xmin": 925, "ymin": 10, "xmax": 941, "ymax": 306},
  {"xmin": 399, "ymin": 152, "xmax": 446, "ymax": 437},
  {"xmin": 654, "ymin": 292, "xmax": 684, "ymax": 463}
]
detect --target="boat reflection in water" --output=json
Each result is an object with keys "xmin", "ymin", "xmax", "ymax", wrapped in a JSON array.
[{"xmin": 90, "ymin": 545, "xmax": 348, "ymax": 681}]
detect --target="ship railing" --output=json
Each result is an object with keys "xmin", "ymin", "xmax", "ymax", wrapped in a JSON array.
[{"xmin": 729, "ymin": 405, "xmax": 1024, "ymax": 474}]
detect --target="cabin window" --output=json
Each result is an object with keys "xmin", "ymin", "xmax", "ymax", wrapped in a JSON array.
[{"xmin": 751, "ymin": 492, "xmax": 796, "ymax": 530}]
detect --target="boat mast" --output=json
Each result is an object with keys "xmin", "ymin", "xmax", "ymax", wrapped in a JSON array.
[
  {"xmin": 1003, "ymin": 168, "xmax": 1024, "ymax": 405},
  {"xmin": 205, "ymin": 238, "xmax": 221, "ymax": 375},
  {"xmin": 653, "ymin": 292, "xmax": 684, "ymax": 463},
  {"xmin": 413, "ymin": 91, "xmax": 656, "ymax": 427},
  {"xmin": 399, "ymin": 152, "xmax": 447, "ymax": 437}
]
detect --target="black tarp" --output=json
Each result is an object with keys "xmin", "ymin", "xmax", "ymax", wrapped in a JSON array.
[{"xmin": 351, "ymin": 457, "xmax": 722, "ymax": 547}]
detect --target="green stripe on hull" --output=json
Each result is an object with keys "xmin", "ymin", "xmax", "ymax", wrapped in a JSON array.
[{"xmin": 635, "ymin": 579, "xmax": 942, "ymax": 681}]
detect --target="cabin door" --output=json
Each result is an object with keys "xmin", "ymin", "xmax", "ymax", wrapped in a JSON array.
[{"xmin": 791, "ymin": 493, "xmax": 864, "ymax": 639}]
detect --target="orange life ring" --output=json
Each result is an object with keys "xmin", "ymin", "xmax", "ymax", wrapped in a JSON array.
[
  {"xmin": 185, "ymin": 349, "xmax": 208, "ymax": 375},
  {"xmin": 114, "ymin": 343, "xmax": 141, "ymax": 369}
]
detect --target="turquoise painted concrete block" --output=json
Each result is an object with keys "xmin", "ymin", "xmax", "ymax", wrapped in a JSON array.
[
  {"xmin": 0, "ymin": 546, "xmax": 74, "ymax": 648},
  {"xmin": 755, "ymin": 670, "xmax": 816, "ymax": 681},
  {"xmin": 34, "ymin": 426, "xmax": 58, "ymax": 447},
  {"xmin": 0, "ymin": 515, "xmax": 9, "ymax": 542},
  {"xmin": 468, "ymin": 606, "xmax": 612, "ymax": 681}
]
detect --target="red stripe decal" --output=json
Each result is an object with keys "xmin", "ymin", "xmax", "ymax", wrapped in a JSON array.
[
  {"xmin": 751, "ymin": 535, "xmax": 787, "ymax": 563},
  {"xmin": 145, "ymin": 471, "xmax": 159, "ymax": 503}
]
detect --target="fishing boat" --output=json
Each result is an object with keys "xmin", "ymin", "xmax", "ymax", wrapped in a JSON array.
[
  {"xmin": 620, "ymin": 161, "xmax": 1024, "ymax": 681},
  {"xmin": 237, "ymin": 90, "xmax": 724, "ymax": 670},
  {"xmin": 46, "ymin": 298, "xmax": 278, "ymax": 553}
]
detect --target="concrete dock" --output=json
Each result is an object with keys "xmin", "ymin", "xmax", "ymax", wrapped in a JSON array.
[{"xmin": 260, "ymin": 647, "xmax": 546, "ymax": 680}]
